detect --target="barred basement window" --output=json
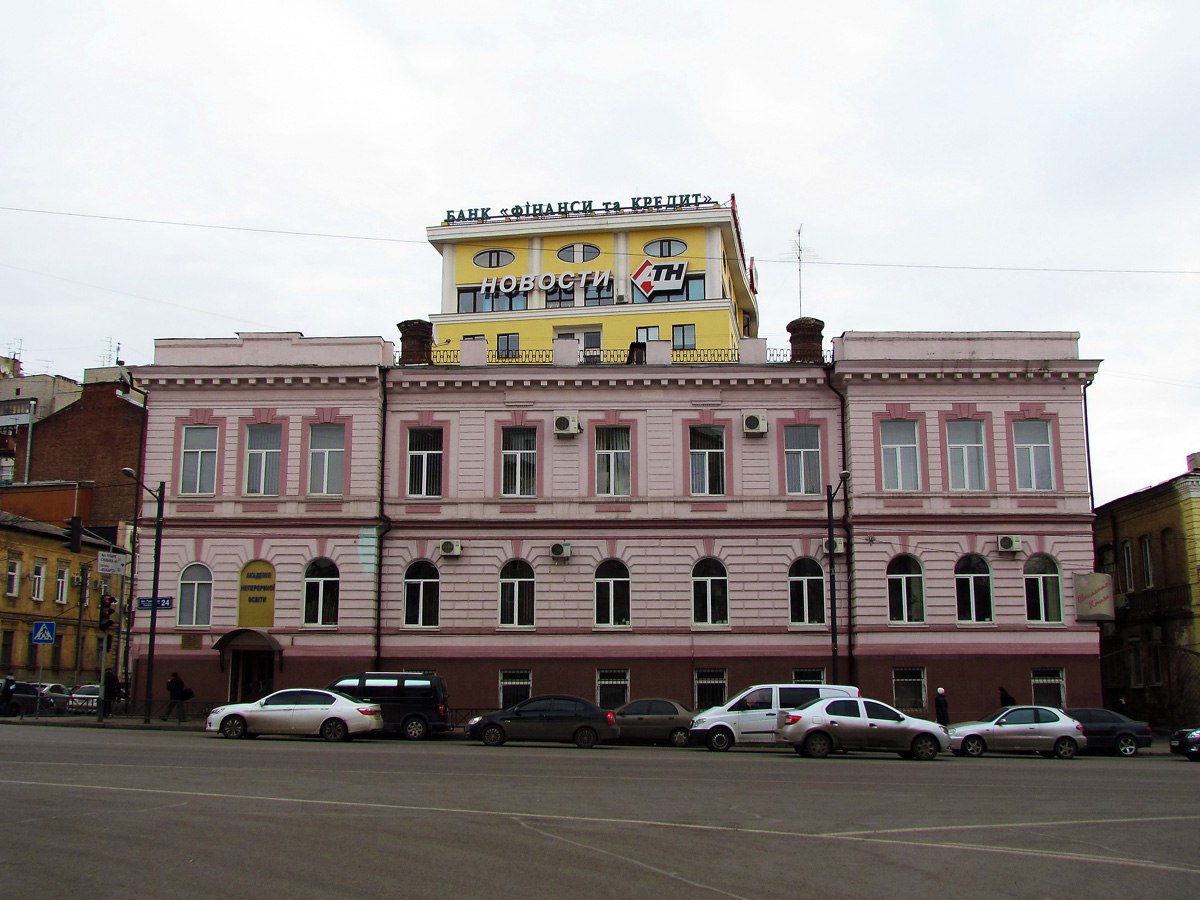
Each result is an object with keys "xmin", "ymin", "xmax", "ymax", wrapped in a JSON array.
[
  {"xmin": 499, "ymin": 669, "xmax": 531, "ymax": 707},
  {"xmin": 892, "ymin": 667, "xmax": 927, "ymax": 713},
  {"xmin": 694, "ymin": 668, "xmax": 727, "ymax": 710},
  {"xmin": 792, "ymin": 668, "xmax": 826, "ymax": 684},
  {"xmin": 1031, "ymin": 667, "xmax": 1065, "ymax": 707},
  {"xmin": 597, "ymin": 669, "xmax": 629, "ymax": 709}
]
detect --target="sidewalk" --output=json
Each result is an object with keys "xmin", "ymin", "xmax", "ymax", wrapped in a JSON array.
[{"xmin": 0, "ymin": 712, "xmax": 206, "ymax": 731}]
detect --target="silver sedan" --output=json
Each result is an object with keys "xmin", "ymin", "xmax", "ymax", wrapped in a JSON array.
[
  {"xmin": 948, "ymin": 706, "xmax": 1087, "ymax": 759},
  {"xmin": 776, "ymin": 696, "xmax": 950, "ymax": 760},
  {"xmin": 206, "ymin": 689, "xmax": 383, "ymax": 741}
]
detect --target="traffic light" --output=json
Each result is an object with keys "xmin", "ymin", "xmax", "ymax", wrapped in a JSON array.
[
  {"xmin": 64, "ymin": 516, "xmax": 82, "ymax": 553},
  {"xmin": 98, "ymin": 594, "xmax": 116, "ymax": 631}
]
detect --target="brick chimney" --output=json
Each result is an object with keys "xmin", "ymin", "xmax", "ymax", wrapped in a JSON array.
[
  {"xmin": 396, "ymin": 320, "xmax": 433, "ymax": 366},
  {"xmin": 786, "ymin": 317, "xmax": 825, "ymax": 363}
]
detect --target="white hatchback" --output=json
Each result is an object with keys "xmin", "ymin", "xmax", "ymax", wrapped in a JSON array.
[
  {"xmin": 207, "ymin": 689, "xmax": 383, "ymax": 742},
  {"xmin": 690, "ymin": 683, "xmax": 861, "ymax": 751}
]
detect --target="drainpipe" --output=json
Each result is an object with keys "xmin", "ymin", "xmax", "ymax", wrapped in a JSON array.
[
  {"xmin": 373, "ymin": 365, "xmax": 391, "ymax": 670},
  {"xmin": 1082, "ymin": 377, "xmax": 1096, "ymax": 512},
  {"xmin": 823, "ymin": 353, "xmax": 855, "ymax": 684}
]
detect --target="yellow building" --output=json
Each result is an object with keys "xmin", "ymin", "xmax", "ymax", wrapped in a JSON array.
[
  {"xmin": 1094, "ymin": 452, "xmax": 1200, "ymax": 726},
  {"xmin": 1, "ymin": 512, "xmax": 115, "ymax": 690},
  {"xmin": 427, "ymin": 194, "xmax": 759, "ymax": 361}
]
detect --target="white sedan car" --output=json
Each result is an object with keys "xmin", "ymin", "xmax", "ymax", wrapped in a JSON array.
[{"xmin": 207, "ymin": 689, "xmax": 383, "ymax": 741}]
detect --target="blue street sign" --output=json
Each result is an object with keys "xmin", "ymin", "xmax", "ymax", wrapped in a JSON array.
[
  {"xmin": 31, "ymin": 622, "xmax": 56, "ymax": 644},
  {"xmin": 136, "ymin": 596, "xmax": 174, "ymax": 610}
]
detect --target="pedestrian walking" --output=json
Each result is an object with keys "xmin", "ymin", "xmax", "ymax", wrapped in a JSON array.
[
  {"xmin": 103, "ymin": 668, "xmax": 120, "ymax": 716},
  {"xmin": 935, "ymin": 687, "xmax": 950, "ymax": 726},
  {"xmin": 998, "ymin": 686, "xmax": 1016, "ymax": 706},
  {"xmin": 1, "ymin": 674, "xmax": 15, "ymax": 712},
  {"xmin": 163, "ymin": 672, "xmax": 188, "ymax": 723}
]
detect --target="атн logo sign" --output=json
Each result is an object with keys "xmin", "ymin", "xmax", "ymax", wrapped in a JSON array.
[{"xmin": 631, "ymin": 259, "xmax": 687, "ymax": 297}]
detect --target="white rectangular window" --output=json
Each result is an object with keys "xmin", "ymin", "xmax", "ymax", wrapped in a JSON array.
[
  {"xmin": 689, "ymin": 426, "xmax": 725, "ymax": 495},
  {"xmin": 56, "ymin": 567, "xmax": 68, "ymax": 604},
  {"xmin": 245, "ymin": 423, "xmax": 282, "ymax": 495},
  {"xmin": 31, "ymin": 563, "xmax": 45, "ymax": 602},
  {"xmin": 499, "ymin": 669, "xmax": 531, "ymax": 708},
  {"xmin": 181, "ymin": 425, "xmax": 218, "ymax": 494},
  {"xmin": 597, "ymin": 668, "xmax": 629, "ymax": 709},
  {"xmin": 784, "ymin": 425, "xmax": 821, "ymax": 495},
  {"xmin": 635, "ymin": 326, "xmax": 660, "ymax": 343},
  {"xmin": 1014, "ymin": 419, "xmax": 1054, "ymax": 490},
  {"xmin": 892, "ymin": 667, "xmax": 927, "ymax": 713},
  {"xmin": 407, "ymin": 428, "xmax": 443, "ymax": 497},
  {"xmin": 595, "ymin": 426, "xmax": 631, "ymax": 497},
  {"xmin": 1140, "ymin": 535, "xmax": 1153, "ymax": 588},
  {"xmin": 501, "ymin": 427, "xmax": 536, "ymax": 497},
  {"xmin": 308, "ymin": 423, "xmax": 345, "ymax": 495},
  {"xmin": 947, "ymin": 419, "xmax": 987, "ymax": 490},
  {"xmin": 1121, "ymin": 541, "xmax": 1134, "ymax": 591},
  {"xmin": 4, "ymin": 559, "xmax": 18, "ymax": 597},
  {"xmin": 881, "ymin": 420, "xmax": 919, "ymax": 490}
]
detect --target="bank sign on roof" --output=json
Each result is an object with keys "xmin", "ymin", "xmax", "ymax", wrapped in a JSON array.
[{"xmin": 444, "ymin": 194, "xmax": 715, "ymax": 224}]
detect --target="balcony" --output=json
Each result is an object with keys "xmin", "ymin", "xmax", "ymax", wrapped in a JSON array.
[
  {"xmin": 415, "ymin": 346, "xmax": 830, "ymax": 367},
  {"xmin": 1120, "ymin": 583, "xmax": 1194, "ymax": 622}
]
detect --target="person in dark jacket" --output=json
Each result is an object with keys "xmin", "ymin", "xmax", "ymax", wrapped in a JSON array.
[
  {"xmin": 163, "ymin": 672, "xmax": 187, "ymax": 723},
  {"xmin": 998, "ymin": 686, "xmax": 1016, "ymax": 706},
  {"xmin": 935, "ymin": 687, "xmax": 950, "ymax": 726},
  {"xmin": 103, "ymin": 669, "xmax": 121, "ymax": 716}
]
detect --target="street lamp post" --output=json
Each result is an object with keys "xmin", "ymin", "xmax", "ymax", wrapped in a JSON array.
[
  {"xmin": 826, "ymin": 470, "xmax": 850, "ymax": 684},
  {"xmin": 122, "ymin": 467, "xmax": 164, "ymax": 723}
]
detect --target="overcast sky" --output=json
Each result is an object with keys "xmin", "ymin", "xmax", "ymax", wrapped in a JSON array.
[{"xmin": 2, "ymin": 2, "xmax": 1196, "ymax": 505}]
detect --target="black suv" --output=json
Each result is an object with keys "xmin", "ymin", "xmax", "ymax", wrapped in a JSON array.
[{"xmin": 326, "ymin": 672, "xmax": 449, "ymax": 740}]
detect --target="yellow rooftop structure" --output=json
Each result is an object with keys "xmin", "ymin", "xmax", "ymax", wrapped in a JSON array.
[{"xmin": 426, "ymin": 194, "xmax": 759, "ymax": 360}]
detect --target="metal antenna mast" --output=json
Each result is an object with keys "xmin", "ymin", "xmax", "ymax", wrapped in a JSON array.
[{"xmin": 796, "ymin": 225, "xmax": 804, "ymax": 318}]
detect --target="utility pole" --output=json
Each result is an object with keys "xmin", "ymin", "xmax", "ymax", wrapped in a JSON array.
[{"xmin": 72, "ymin": 564, "xmax": 90, "ymax": 684}]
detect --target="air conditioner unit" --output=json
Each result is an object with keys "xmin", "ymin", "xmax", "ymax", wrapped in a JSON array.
[
  {"xmin": 439, "ymin": 539, "xmax": 462, "ymax": 557},
  {"xmin": 742, "ymin": 411, "xmax": 768, "ymax": 434},
  {"xmin": 822, "ymin": 537, "xmax": 846, "ymax": 555},
  {"xmin": 997, "ymin": 534, "xmax": 1022, "ymax": 553},
  {"xmin": 615, "ymin": 292, "xmax": 628, "ymax": 304},
  {"xmin": 553, "ymin": 412, "xmax": 579, "ymax": 435},
  {"xmin": 550, "ymin": 541, "xmax": 572, "ymax": 560}
]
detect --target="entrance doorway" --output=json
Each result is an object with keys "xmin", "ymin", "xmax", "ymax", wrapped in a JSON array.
[{"xmin": 230, "ymin": 650, "xmax": 274, "ymax": 703}]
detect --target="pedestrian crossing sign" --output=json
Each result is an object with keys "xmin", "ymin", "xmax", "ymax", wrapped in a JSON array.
[{"xmin": 32, "ymin": 622, "xmax": 55, "ymax": 644}]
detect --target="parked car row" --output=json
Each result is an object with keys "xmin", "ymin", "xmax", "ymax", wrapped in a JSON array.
[
  {"xmin": 196, "ymin": 671, "xmax": 1179, "ymax": 758},
  {"xmin": 1, "ymin": 681, "xmax": 118, "ymax": 717}
]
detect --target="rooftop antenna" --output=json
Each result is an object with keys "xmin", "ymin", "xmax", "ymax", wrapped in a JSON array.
[{"xmin": 796, "ymin": 225, "xmax": 804, "ymax": 318}]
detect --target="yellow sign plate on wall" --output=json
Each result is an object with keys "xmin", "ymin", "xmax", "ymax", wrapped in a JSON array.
[{"xmin": 238, "ymin": 560, "xmax": 276, "ymax": 628}]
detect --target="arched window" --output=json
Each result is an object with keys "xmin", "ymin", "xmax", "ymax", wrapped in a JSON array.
[
  {"xmin": 692, "ymin": 558, "xmax": 728, "ymax": 625},
  {"xmin": 1024, "ymin": 554, "xmax": 1062, "ymax": 622},
  {"xmin": 644, "ymin": 238, "xmax": 687, "ymax": 258},
  {"xmin": 403, "ymin": 561, "xmax": 439, "ymax": 628},
  {"xmin": 595, "ymin": 560, "xmax": 630, "ymax": 627},
  {"xmin": 472, "ymin": 249, "xmax": 516, "ymax": 268},
  {"xmin": 557, "ymin": 242, "xmax": 600, "ymax": 263},
  {"xmin": 955, "ymin": 554, "xmax": 993, "ymax": 623},
  {"xmin": 178, "ymin": 563, "xmax": 212, "ymax": 627},
  {"xmin": 887, "ymin": 555, "xmax": 924, "ymax": 623},
  {"xmin": 303, "ymin": 558, "xmax": 339, "ymax": 626},
  {"xmin": 788, "ymin": 558, "xmax": 825, "ymax": 625},
  {"xmin": 499, "ymin": 560, "xmax": 534, "ymax": 627}
]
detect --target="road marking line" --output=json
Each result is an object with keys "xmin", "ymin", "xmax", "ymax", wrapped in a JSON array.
[{"xmin": 3, "ymin": 778, "xmax": 1199, "ymax": 876}]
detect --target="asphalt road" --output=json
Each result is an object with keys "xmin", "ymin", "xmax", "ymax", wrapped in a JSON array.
[{"xmin": 1, "ymin": 724, "xmax": 1198, "ymax": 899}]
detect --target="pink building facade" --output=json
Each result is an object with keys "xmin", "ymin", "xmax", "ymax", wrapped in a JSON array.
[{"xmin": 126, "ymin": 327, "xmax": 1101, "ymax": 721}]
